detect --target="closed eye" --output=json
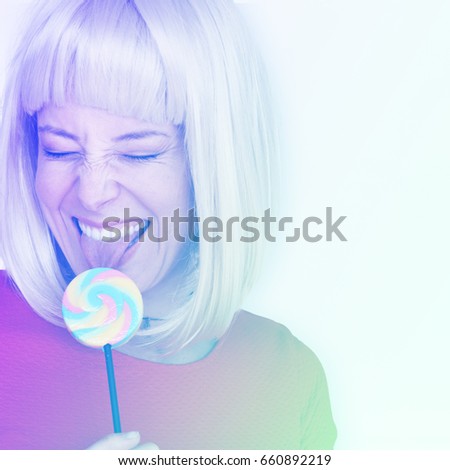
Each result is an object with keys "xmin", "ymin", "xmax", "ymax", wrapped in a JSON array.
[
  {"xmin": 122, "ymin": 154, "xmax": 160, "ymax": 161},
  {"xmin": 43, "ymin": 150, "xmax": 159, "ymax": 161},
  {"xmin": 43, "ymin": 150, "xmax": 80, "ymax": 159}
]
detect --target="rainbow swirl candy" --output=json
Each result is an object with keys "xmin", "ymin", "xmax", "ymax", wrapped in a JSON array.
[{"xmin": 62, "ymin": 268, "xmax": 143, "ymax": 349}]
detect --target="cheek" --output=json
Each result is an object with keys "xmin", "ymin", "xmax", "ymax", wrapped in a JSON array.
[
  {"xmin": 135, "ymin": 164, "xmax": 192, "ymax": 213},
  {"xmin": 35, "ymin": 160, "xmax": 74, "ymax": 209},
  {"xmin": 167, "ymin": 175, "xmax": 192, "ymax": 214},
  {"xmin": 169, "ymin": 164, "xmax": 193, "ymax": 207}
]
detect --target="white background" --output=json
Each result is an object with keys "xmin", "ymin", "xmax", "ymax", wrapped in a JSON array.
[{"xmin": 1, "ymin": 0, "xmax": 449, "ymax": 449}]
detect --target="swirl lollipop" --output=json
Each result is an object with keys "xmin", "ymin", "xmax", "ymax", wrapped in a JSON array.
[{"xmin": 62, "ymin": 267, "xmax": 144, "ymax": 432}]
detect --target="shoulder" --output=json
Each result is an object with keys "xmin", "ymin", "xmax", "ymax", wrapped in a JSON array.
[
  {"xmin": 229, "ymin": 310, "xmax": 337, "ymax": 449},
  {"xmin": 229, "ymin": 309, "xmax": 325, "ymax": 375},
  {"xmin": 0, "ymin": 270, "xmax": 77, "ymax": 352},
  {"xmin": 0, "ymin": 270, "xmax": 47, "ymax": 329},
  {"xmin": 223, "ymin": 309, "xmax": 330, "ymax": 395},
  {"xmin": 0, "ymin": 269, "xmax": 103, "ymax": 374},
  {"xmin": 0, "ymin": 270, "xmax": 34, "ymax": 329}
]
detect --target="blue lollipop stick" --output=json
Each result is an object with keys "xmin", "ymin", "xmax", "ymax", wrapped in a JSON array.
[{"xmin": 103, "ymin": 343, "xmax": 121, "ymax": 433}]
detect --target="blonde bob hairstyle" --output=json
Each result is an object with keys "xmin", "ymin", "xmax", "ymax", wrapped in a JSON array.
[{"xmin": 0, "ymin": 0, "xmax": 274, "ymax": 355}]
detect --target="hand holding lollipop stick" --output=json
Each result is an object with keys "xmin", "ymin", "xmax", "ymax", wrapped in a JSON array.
[{"xmin": 62, "ymin": 268, "xmax": 143, "ymax": 433}]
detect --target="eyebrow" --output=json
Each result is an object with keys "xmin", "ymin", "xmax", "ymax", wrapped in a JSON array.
[
  {"xmin": 113, "ymin": 130, "xmax": 169, "ymax": 142},
  {"xmin": 37, "ymin": 126, "xmax": 169, "ymax": 142},
  {"xmin": 37, "ymin": 125, "xmax": 80, "ymax": 143}
]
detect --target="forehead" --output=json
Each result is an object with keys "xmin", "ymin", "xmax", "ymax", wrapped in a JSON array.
[{"xmin": 37, "ymin": 104, "xmax": 178, "ymax": 143}]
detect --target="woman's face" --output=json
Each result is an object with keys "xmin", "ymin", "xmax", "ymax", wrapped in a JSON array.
[{"xmin": 35, "ymin": 103, "xmax": 193, "ymax": 293}]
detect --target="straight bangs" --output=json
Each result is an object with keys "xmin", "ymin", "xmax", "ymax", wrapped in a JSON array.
[{"xmin": 19, "ymin": 0, "xmax": 184, "ymax": 125}]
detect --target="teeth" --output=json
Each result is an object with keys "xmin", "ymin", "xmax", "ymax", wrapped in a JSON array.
[
  {"xmin": 77, "ymin": 219, "xmax": 144, "ymax": 241},
  {"xmin": 91, "ymin": 228, "xmax": 101, "ymax": 241}
]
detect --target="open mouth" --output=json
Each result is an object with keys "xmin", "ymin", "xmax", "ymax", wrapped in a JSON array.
[
  {"xmin": 72, "ymin": 217, "xmax": 151, "ymax": 268},
  {"xmin": 72, "ymin": 217, "xmax": 150, "ymax": 246}
]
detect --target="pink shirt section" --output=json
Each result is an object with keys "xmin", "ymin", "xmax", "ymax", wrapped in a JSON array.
[{"xmin": 0, "ymin": 271, "xmax": 336, "ymax": 449}]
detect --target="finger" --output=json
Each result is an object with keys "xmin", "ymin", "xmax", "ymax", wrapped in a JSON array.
[
  {"xmin": 133, "ymin": 442, "xmax": 159, "ymax": 450},
  {"xmin": 87, "ymin": 431, "xmax": 141, "ymax": 450}
]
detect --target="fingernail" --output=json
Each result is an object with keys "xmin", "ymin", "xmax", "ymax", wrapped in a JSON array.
[{"xmin": 123, "ymin": 431, "xmax": 140, "ymax": 440}]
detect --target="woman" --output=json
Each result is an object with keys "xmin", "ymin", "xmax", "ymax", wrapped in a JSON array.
[{"xmin": 0, "ymin": 0, "xmax": 337, "ymax": 449}]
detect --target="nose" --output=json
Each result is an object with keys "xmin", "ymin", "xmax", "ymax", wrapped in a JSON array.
[{"xmin": 76, "ymin": 161, "xmax": 120, "ymax": 212}]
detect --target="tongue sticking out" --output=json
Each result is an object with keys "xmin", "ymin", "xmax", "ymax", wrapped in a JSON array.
[{"xmin": 80, "ymin": 233, "xmax": 131, "ymax": 269}]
